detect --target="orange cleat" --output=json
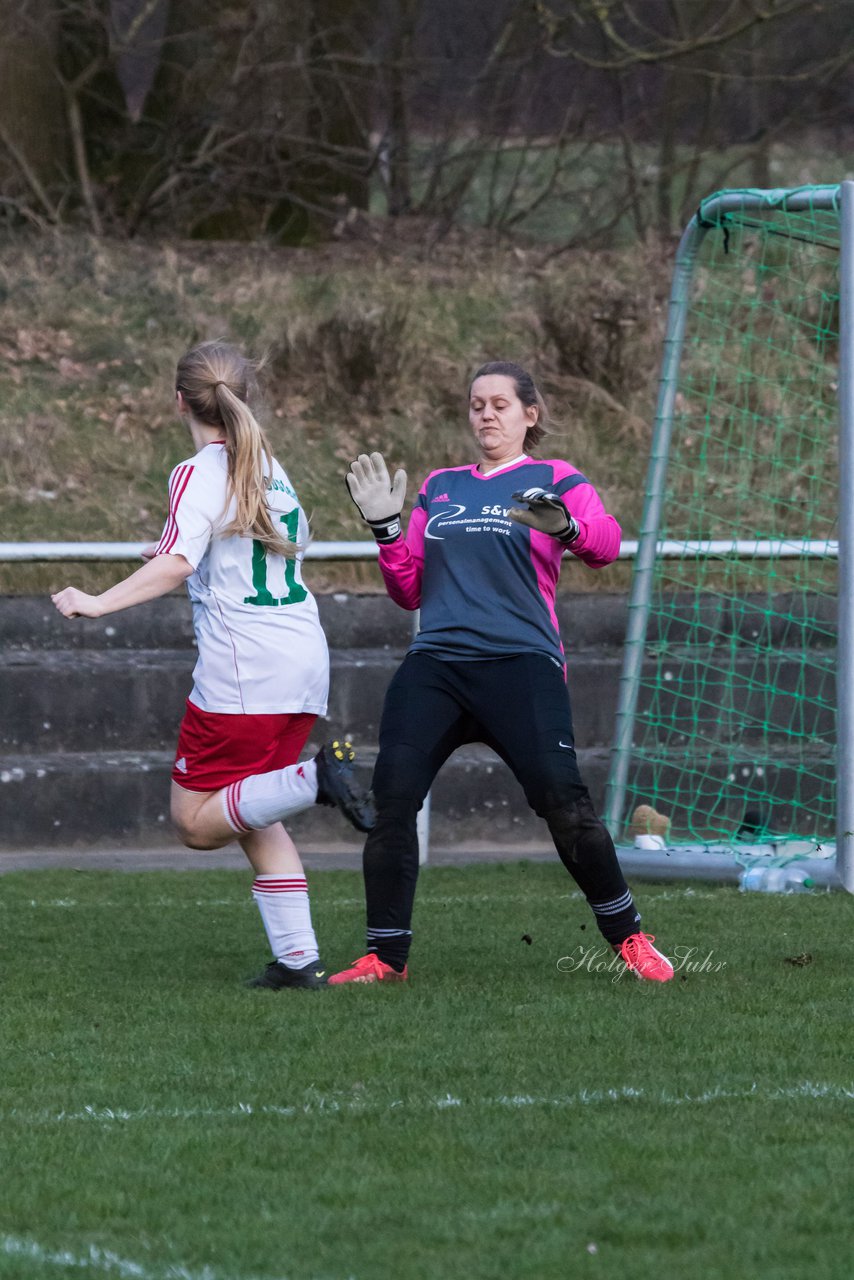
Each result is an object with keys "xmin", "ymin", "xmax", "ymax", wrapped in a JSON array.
[
  {"xmin": 617, "ymin": 932, "xmax": 675, "ymax": 983},
  {"xmin": 327, "ymin": 953, "xmax": 408, "ymax": 985}
]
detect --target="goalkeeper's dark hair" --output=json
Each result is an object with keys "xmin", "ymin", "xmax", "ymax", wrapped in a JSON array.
[{"xmin": 470, "ymin": 361, "xmax": 549, "ymax": 451}]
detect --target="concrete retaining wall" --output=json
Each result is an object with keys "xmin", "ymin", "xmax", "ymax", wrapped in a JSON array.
[
  {"xmin": 0, "ymin": 593, "xmax": 836, "ymax": 849},
  {"xmin": 1, "ymin": 593, "xmax": 627, "ymax": 849}
]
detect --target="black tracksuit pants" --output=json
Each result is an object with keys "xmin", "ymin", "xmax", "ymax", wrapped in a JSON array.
[{"xmin": 363, "ymin": 652, "xmax": 640, "ymax": 968}]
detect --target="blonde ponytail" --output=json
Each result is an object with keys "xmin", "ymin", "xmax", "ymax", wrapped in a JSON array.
[{"xmin": 175, "ymin": 341, "xmax": 296, "ymax": 558}]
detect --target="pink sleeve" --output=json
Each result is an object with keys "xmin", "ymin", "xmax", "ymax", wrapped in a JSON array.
[
  {"xmin": 556, "ymin": 467, "xmax": 622, "ymax": 569},
  {"xmin": 377, "ymin": 504, "xmax": 427, "ymax": 609}
]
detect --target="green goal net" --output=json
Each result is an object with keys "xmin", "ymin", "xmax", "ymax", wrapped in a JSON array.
[{"xmin": 606, "ymin": 187, "xmax": 841, "ymax": 849}]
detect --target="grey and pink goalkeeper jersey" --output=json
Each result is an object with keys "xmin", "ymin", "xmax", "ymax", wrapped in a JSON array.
[{"xmin": 377, "ymin": 456, "xmax": 621, "ymax": 665}]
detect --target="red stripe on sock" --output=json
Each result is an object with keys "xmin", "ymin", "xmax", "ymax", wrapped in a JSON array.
[
  {"xmin": 225, "ymin": 783, "xmax": 240, "ymax": 831},
  {"xmin": 252, "ymin": 878, "xmax": 308, "ymax": 887},
  {"xmin": 226, "ymin": 781, "xmax": 250, "ymax": 833},
  {"xmin": 252, "ymin": 879, "xmax": 308, "ymax": 885},
  {"xmin": 252, "ymin": 883, "xmax": 308, "ymax": 894}
]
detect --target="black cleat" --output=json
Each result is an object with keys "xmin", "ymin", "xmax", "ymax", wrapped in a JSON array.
[
  {"xmin": 247, "ymin": 959, "xmax": 329, "ymax": 990},
  {"xmin": 314, "ymin": 739, "xmax": 376, "ymax": 833}
]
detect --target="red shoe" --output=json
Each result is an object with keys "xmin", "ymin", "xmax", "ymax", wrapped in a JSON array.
[
  {"xmin": 617, "ymin": 932, "xmax": 674, "ymax": 983},
  {"xmin": 327, "ymin": 953, "xmax": 408, "ymax": 985}
]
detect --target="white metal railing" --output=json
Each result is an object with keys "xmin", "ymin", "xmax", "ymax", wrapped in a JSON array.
[
  {"xmin": 0, "ymin": 539, "xmax": 840, "ymax": 562},
  {"xmin": 0, "ymin": 540, "xmax": 381, "ymax": 562}
]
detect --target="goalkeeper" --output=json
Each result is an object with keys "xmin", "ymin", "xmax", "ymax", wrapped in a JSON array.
[{"xmin": 328, "ymin": 360, "xmax": 674, "ymax": 986}]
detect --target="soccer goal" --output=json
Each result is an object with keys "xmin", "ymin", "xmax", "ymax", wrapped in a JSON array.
[{"xmin": 604, "ymin": 183, "xmax": 854, "ymax": 892}]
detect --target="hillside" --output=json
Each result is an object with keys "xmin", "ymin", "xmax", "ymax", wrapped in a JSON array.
[{"xmin": 0, "ymin": 222, "xmax": 672, "ymax": 594}]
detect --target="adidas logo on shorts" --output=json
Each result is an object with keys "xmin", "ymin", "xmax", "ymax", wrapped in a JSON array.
[{"xmin": 175, "ymin": 756, "xmax": 188, "ymax": 774}]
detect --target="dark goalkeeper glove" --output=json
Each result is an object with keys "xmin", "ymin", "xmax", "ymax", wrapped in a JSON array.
[
  {"xmin": 509, "ymin": 487, "xmax": 580, "ymax": 546},
  {"xmin": 346, "ymin": 452, "xmax": 408, "ymax": 544}
]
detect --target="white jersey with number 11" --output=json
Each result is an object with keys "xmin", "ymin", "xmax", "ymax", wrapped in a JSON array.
[{"xmin": 154, "ymin": 441, "xmax": 329, "ymax": 716}]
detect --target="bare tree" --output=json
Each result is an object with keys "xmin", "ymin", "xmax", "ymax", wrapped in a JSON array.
[
  {"xmin": 1, "ymin": 0, "xmax": 853, "ymax": 244},
  {"xmin": 0, "ymin": 0, "xmax": 66, "ymax": 225}
]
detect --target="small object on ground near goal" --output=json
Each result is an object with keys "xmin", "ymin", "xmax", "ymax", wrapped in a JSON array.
[
  {"xmin": 739, "ymin": 865, "xmax": 815, "ymax": 893},
  {"xmin": 629, "ymin": 804, "xmax": 671, "ymax": 850}
]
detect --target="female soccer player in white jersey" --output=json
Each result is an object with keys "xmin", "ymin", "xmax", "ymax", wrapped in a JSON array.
[
  {"xmin": 328, "ymin": 360, "xmax": 674, "ymax": 986},
  {"xmin": 52, "ymin": 340, "xmax": 373, "ymax": 990}
]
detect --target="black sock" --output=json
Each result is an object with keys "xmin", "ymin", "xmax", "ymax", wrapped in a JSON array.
[
  {"xmin": 367, "ymin": 929, "xmax": 411, "ymax": 972},
  {"xmin": 363, "ymin": 800, "xmax": 420, "ymax": 972},
  {"xmin": 586, "ymin": 890, "xmax": 641, "ymax": 947},
  {"xmin": 544, "ymin": 796, "xmax": 641, "ymax": 946}
]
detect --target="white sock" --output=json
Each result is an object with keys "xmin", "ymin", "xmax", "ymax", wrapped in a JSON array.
[
  {"xmin": 251, "ymin": 875, "xmax": 319, "ymax": 968},
  {"xmin": 222, "ymin": 759, "xmax": 318, "ymax": 834}
]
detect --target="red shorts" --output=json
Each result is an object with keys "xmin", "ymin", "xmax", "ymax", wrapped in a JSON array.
[{"xmin": 172, "ymin": 699, "xmax": 317, "ymax": 792}]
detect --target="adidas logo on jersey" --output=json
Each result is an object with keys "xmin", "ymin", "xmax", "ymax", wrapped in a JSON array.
[
  {"xmin": 432, "ymin": 493, "xmax": 450, "ymax": 502},
  {"xmin": 175, "ymin": 756, "xmax": 188, "ymax": 773}
]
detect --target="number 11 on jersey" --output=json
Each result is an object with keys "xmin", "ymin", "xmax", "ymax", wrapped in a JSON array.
[{"xmin": 244, "ymin": 510, "xmax": 308, "ymax": 607}]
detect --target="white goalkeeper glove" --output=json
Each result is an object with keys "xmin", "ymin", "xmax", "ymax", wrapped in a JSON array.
[
  {"xmin": 509, "ymin": 487, "xmax": 580, "ymax": 546},
  {"xmin": 346, "ymin": 452, "xmax": 408, "ymax": 545}
]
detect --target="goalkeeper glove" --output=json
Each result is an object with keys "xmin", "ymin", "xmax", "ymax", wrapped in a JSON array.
[
  {"xmin": 346, "ymin": 452, "xmax": 408, "ymax": 544},
  {"xmin": 509, "ymin": 487, "xmax": 580, "ymax": 546}
]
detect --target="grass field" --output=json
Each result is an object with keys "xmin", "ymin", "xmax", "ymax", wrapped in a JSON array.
[{"xmin": 1, "ymin": 862, "xmax": 852, "ymax": 1279}]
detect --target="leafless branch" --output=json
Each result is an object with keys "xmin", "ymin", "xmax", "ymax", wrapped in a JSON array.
[
  {"xmin": 65, "ymin": 87, "xmax": 103, "ymax": 235},
  {"xmin": 536, "ymin": 0, "xmax": 819, "ymax": 70},
  {"xmin": 0, "ymin": 122, "xmax": 61, "ymax": 222}
]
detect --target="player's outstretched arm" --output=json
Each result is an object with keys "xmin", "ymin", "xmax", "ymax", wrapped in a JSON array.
[
  {"xmin": 51, "ymin": 553, "xmax": 193, "ymax": 619},
  {"xmin": 346, "ymin": 451, "xmax": 407, "ymax": 544}
]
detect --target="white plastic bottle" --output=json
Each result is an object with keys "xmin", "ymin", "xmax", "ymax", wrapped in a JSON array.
[
  {"xmin": 738, "ymin": 865, "xmax": 815, "ymax": 893},
  {"xmin": 781, "ymin": 866, "xmax": 816, "ymax": 892}
]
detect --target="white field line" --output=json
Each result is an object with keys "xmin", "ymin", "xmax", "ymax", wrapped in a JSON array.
[
  {"xmin": 3, "ymin": 894, "xmax": 557, "ymax": 910},
  {"xmin": 1, "ymin": 887, "xmax": 721, "ymax": 910},
  {"xmin": 1, "ymin": 1087, "xmax": 849, "ymax": 1280},
  {"xmin": 0, "ymin": 1233, "xmax": 346, "ymax": 1280},
  {"xmin": 4, "ymin": 895, "xmax": 529, "ymax": 910},
  {"xmin": 3, "ymin": 1081, "xmax": 852, "ymax": 1130}
]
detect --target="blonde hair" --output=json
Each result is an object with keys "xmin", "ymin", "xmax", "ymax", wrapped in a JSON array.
[{"xmin": 175, "ymin": 341, "xmax": 295, "ymax": 558}]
